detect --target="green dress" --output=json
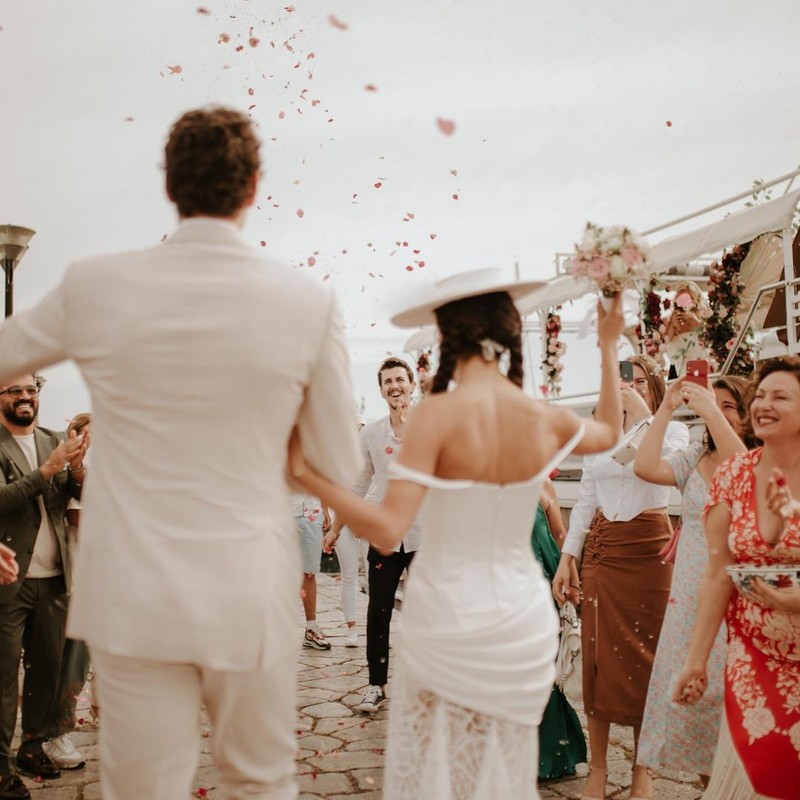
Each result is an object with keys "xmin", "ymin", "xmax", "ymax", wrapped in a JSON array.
[{"xmin": 531, "ymin": 504, "xmax": 587, "ymax": 781}]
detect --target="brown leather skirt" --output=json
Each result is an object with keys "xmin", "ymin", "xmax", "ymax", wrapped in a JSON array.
[{"xmin": 580, "ymin": 511, "xmax": 673, "ymax": 726}]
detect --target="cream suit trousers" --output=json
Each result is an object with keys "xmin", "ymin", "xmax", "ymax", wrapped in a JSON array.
[{"xmin": 92, "ymin": 649, "xmax": 298, "ymax": 800}]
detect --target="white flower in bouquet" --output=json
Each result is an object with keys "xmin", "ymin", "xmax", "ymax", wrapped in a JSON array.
[{"xmin": 609, "ymin": 255, "xmax": 628, "ymax": 280}]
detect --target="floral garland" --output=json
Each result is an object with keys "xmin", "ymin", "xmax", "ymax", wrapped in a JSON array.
[
  {"xmin": 636, "ymin": 277, "xmax": 668, "ymax": 361},
  {"xmin": 700, "ymin": 243, "xmax": 755, "ymax": 375},
  {"xmin": 541, "ymin": 307, "xmax": 566, "ymax": 397}
]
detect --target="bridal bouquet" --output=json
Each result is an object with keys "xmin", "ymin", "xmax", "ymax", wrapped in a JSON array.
[{"xmin": 569, "ymin": 222, "xmax": 652, "ymax": 303}]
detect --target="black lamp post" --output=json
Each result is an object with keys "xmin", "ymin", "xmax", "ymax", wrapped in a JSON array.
[{"xmin": 0, "ymin": 225, "xmax": 36, "ymax": 318}]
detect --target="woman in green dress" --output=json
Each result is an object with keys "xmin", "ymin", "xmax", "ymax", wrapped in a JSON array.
[{"xmin": 532, "ymin": 478, "xmax": 587, "ymax": 782}]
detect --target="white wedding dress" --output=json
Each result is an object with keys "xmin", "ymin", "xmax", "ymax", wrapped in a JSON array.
[{"xmin": 382, "ymin": 424, "xmax": 585, "ymax": 800}]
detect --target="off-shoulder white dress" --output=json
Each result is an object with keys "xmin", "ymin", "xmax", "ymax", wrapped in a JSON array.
[{"xmin": 382, "ymin": 425, "xmax": 585, "ymax": 800}]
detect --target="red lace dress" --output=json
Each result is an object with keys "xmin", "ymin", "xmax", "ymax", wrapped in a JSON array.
[{"xmin": 706, "ymin": 449, "xmax": 800, "ymax": 799}]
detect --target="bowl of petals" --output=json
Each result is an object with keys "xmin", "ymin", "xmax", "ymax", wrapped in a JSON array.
[{"xmin": 726, "ymin": 564, "xmax": 800, "ymax": 593}]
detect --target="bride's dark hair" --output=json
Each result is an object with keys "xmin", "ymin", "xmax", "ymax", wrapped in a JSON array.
[{"xmin": 431, "ymin": 291, "xmax": 523, "ymax": 394}]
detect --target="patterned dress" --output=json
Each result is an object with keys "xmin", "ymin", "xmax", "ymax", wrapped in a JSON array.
[
  {"xmin": 638, "ymin": 443, "xmax": 727, "ymax": 774},
  {"xmin": 706, "ymin": 449, "xmax": 800, "ymax": 800}
]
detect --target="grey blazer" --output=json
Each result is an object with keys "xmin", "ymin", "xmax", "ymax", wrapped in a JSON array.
[{"xmin": 0, "ymin": 426, "xmax": 82, "ymax": 603}]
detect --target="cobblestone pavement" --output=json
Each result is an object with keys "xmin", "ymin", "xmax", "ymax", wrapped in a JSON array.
[{"xmin": 20, "ymin": 574, "xmax": 704, "ymax": 799}]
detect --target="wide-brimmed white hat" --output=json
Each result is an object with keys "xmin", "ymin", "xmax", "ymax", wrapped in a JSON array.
[{"xmin": 390, "ymin": 268, "xmax": 545, "ymax": 329}]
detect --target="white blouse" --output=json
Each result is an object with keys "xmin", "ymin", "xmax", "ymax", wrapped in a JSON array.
[{"xmin": 562, "ymin": 420, "xmax": 690, "ymax": 559}]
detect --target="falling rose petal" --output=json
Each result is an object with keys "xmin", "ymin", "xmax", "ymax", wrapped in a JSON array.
[
  {"xmin": 430, "ymin": 233, "xmax": 437, "ymax": 240},
  {"xmin": 370, "ymin": 322, "xmax": 376, "ymax": 327},
  {"xmin": 248, "ymin": 88, "xmax": 255, "ymax": 96},
  {"xmin": 249, "ymin": 37, "xmax": 260, "ymax": 47},
  {"xmin": 328, "ymin": 14, "xmax": 349, "ymax": 30},
  {"xmin": 450, "ymin": 168, "xmax": 458, "ymax": 177},
  {"xmin": 322, "ymin": 273, "xmax": 330, "ymax": 281},
  {"xmin": 405, "ymin": 265, "xmax": 413, "ymax": 272},
  {"xmin": 666, "ymin": 120, "xmax": 673, "ymax": 127},
  {"xmin": 235, "ymin": 44, "xmax": 244, "ymax": 52},
  {"xmin": 374, "ymin": 182, "xmax": 382, "ymax": 189},
  {"xmin": 452, "ymin": 193, "xmax": 459, "ymax": 200},
  {"xmin": 436, "ymin": 117, "xmax": 456, "ymax": 135},
  {"xmin": 167, "ymin": 65, "xmax": 183, "ymax": 74},
  {"xmin": 413, "ymin": 249, "xmax": 420, "ymax": 254},
  {"xmin": 219, "ymin": 32, "xmax": 230, "ymax": 43},
  {"xmin": 278, "ymin": 110, "xmax": 285, "ymax": 119},
  {"xmin": 248, "ymin": 104, "xmax": 256, "ymax": 111},
  {"xmin": 260, "ymin": 241, "xmax": 267, "ymax": 247},
  {"xmin": 402, "ymin": 241, "xmax": 409, "ymax": 247},
  {"xmin": 418, "ymin": 261, "xmax": 426, "ymax": 268},
  {"xmin": 123, "ymin": 116, "xmax": 134, "ymax": 122},
  {"xmin": 197, "ymin": 7, "xmax": 210, "ymax": 14},
  {"xmin": 160, "ymin": 233, "xmax": 168, "ymax": 242},
  {"xmin": 307, "ymin": 52, "xmax": 315, "ymax": 59},
  {"xmin": 307, "ymin": 256, "xmax": 316, "ymax": 266},
  {"xmin": 296, "ymin": 208, "xmax": 304, "ymax": 218},
  {"xmin": 364, "ymin": 84, "xmax": 378, "ymax": 92},
  {"xmin": 407, "ymin": 212, "xmax": 415, "ymax": 219},
  {"xmin": 285, "ymin": 4, "xmax": 296, "ymax": 11}
]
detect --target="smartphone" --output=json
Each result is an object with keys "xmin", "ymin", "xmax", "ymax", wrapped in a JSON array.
[
  {"xmin": 619, "ymin": 360, "xmax": 634, "ymax": 385},
  {"xmin": 685, "ymin": 360, "xmax": 709, "ymax": 389}
]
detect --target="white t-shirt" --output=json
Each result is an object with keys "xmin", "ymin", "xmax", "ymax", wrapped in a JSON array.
[{"xmin": 14, "ymin": 434, "xmax": 62, "ymax": 578}]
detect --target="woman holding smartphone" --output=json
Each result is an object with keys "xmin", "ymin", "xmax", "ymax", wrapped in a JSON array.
[
  {"xmin": 633, "ymin": 375, "xmax": 753, "ymax": 786},
  {"xmin": 553, "ymin": 354, "xmax": 690, "ymax": 800}
]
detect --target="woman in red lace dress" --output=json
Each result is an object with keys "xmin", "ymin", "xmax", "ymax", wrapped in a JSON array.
[{"xmin": 675, "ymin": 357, "xmax": 800, "ymax": 800}]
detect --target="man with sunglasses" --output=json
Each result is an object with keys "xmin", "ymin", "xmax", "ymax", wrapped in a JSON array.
[{"xmin": 0, "ymin": 375, "xmax": 87, "ymax": 799}]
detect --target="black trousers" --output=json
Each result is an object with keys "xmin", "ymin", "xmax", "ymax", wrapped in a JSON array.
[
  {"xmin": 0, "ymin": 576, "xmax": 67, "ymax": 775},
  {"xmin": 366, "ymin": 546, "xmax": 415, "ymax": 687}
]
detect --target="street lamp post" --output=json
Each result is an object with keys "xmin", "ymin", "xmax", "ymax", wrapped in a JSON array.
[{"xmin": 0, "ymin": 225, "xmax": 36, "ymax": 318}]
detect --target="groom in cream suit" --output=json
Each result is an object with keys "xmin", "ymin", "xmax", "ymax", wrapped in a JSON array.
[{"xmin": 0, "ymin": 107, "xmax": 362, "ymax": 800}]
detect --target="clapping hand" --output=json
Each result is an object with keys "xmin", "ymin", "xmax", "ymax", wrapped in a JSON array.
[
  {"xmin": 766, "ymin": 468, "xmax": 800, "ymax": 525},
  {"xmin": 66, "ymin": 428, "xmax": 90, "ymax": 471},
  {"xmin": 0, "ymin": 543, "xmax": 19, "ymax": 586}
]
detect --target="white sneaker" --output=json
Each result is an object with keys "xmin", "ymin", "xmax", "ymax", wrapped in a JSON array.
[
  {"xmin": 355, "ymin": 685, "xmax": 386, "ymax": 713},
  {"xmin": 344, "ymin": 628, "xmax": 358, "ymax": 647},
  {"xmin": 42, "ymin": 734, "xmax": 86, "ymax": 770}
]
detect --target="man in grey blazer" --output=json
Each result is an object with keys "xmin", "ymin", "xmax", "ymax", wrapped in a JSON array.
[
  {"xmin": 0, "ymin": 375, "xmax": 85, "ymax": 799},
  {"xmin": 0, "ymin": 107, "xmax": 362, "ymax": 800}
]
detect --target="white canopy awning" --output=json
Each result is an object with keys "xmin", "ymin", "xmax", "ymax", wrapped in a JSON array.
[
  {"xmin": 517, "ymin": 187, "xmax": 800, "ymax": 316},
  {"xmin": 402, "ymin": 186, "xmax": 800, "ymax": 353}
]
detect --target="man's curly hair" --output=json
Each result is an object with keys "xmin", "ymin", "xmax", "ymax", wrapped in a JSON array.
[{"xmin": 165, "ymin": 107, "xmax": 261, "ymax": 218}]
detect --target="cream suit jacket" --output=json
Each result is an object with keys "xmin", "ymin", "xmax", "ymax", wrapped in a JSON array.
[{"xmin": 0, "ymin": 219, "xmax": 363, "ymax": 670}]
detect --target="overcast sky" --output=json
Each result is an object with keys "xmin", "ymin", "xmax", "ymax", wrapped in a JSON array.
[{"xmin": 1, "ymin": 0, "xmax": 799, "ymax": 424}]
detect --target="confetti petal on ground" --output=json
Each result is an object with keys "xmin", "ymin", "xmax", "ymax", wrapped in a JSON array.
[{"xmin": 436, "ymin": 117, "xmax": 456, "ymax": 135}]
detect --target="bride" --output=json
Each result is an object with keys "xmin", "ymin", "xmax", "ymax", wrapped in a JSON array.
[{"xmin": 289, "ymin": 269, "xmax": 624, "ymax": 799}]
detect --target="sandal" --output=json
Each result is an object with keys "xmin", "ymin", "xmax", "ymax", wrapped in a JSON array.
[
  {"xmin": 629, "ymin": 764, "xmax": 654, "ymax": 800},
  {"xmin": 581, "ymin": 764, "xmax": 608, "ymax": 800}
]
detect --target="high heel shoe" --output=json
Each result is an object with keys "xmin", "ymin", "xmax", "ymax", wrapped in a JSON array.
[{"xmin": 581, "ymin": 764, "xmax": 608, "ymax": 800}]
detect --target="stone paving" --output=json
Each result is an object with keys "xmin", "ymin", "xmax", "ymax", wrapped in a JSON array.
[{"xmin": 18, "ymin": 574, "xmax": 704, "ymax": 799}]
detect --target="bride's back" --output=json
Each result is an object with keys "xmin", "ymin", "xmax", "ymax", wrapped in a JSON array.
[{"xmin": 426, "ymin": 375, "xmax": 565, "ymax": 486}]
